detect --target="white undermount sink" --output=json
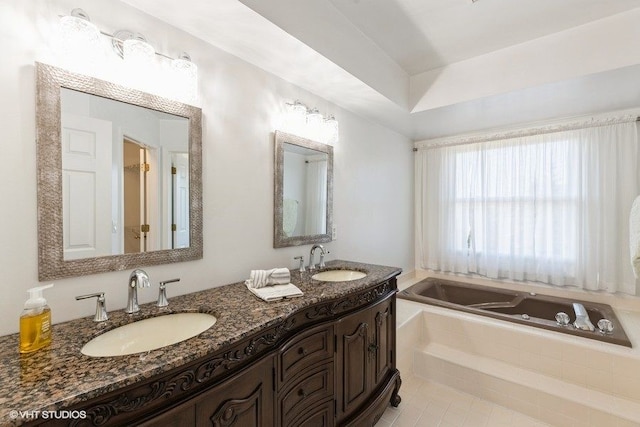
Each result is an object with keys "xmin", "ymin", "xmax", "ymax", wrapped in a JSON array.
[
  {"xmin": 81, "ymin": 312, "xmax": 217, "ymax": 357},
  {"xmin": 311, "ymin": 270, "xmax": 367, "ymax": 282}
]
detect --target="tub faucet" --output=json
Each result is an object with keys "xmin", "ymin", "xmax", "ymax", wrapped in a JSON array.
[
  {"xmin": 572, "ymin": 303, "xmax": 595, "ymax": 332},
  {"xmin": 126, "ymin": 269, "xmax": 150, "ymax": 314},
  {"xmin": 308, "ymin": 244, "xmax": 326, "ymax": 270}
]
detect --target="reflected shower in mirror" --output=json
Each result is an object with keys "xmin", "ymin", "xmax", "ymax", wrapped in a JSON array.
[
  {"xmin": 274, "ymin": 131, "xmax": 333, "ymax": 248},
  {"xmin": 36, "ymin": 63, "xmax": 202, "ymax": 280}
]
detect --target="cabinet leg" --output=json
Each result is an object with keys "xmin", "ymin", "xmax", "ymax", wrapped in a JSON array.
[{"xmin": 390, "ymin": 370, "xmax": 402, "ymax": 408}]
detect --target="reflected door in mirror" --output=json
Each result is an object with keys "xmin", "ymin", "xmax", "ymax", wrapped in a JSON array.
[
  {"xmin": 61, "ymin": 113, "xmax": 113, "ymax": 260},
  {"xmin": 60, "ymin": 88, "xmax": 190, "ymax": 260}
]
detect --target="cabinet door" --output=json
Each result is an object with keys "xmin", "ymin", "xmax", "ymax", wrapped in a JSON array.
[
  {"xmin": 335, "ymin": 307, "xmax": 371, "ymax": 420},
  {"xmin": 195, "ymin": 356, "xmax": 274, "ymax": 427},
  {"xmin": 371, "ymin": 296, "xmax": 394, "ymax": 389}
]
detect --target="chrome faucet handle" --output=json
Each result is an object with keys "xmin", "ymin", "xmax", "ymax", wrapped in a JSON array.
[
  {"xmin": 597, "ymin": 319, "xmax": 614, "ymax": 334},
  {"xmin": 555, "ymin": 312, "xmax": 570, "ymax": 326},
  {"xmin": 294, "ymin": 256, "xmax": 305, "ymax": 273},
  {"xmin": 157, "ymin": 278, "xmax": 180, "ymax": 307},
  {"xmin": 76, "ymin": 292, "xmax": 108, "ymax": 322}
]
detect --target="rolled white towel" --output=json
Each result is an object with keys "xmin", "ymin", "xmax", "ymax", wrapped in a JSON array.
[
  {"xmin": 245, "ymin": 268, "xmax": 291, "ymax": 289},
  {"xmin": 630, "ymin": 196, "xmax": 640, "ymax": 278}
]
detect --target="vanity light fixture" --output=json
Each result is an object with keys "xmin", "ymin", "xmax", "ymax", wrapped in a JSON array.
[
  {"xmin": 58, "ymin": 9, "xmax": 199, "ymax": 103},
  {"xmin": 282, "ymin": 101, "xmax": 339, "ymax": 145}
]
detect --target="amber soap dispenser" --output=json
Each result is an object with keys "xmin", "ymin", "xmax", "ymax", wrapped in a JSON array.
[{"xmin": 19, "ymin": 284, "xmax": 54, "ymax": 353}]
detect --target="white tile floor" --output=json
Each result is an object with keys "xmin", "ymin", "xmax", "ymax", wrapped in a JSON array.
[{"xmin": 379, "ymin": 375, "xmax": 550, "ymax": 427}]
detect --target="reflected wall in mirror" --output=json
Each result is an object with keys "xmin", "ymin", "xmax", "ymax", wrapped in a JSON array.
[
  {"xmin": 274, "ymin": 131, "xmax": 333, "ymax": 248},
  {"xmin": 36, "ymin": 63, "xmax": 202, "ymax": 280}
]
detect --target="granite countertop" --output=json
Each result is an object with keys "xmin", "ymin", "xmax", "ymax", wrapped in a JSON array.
[{"xmin": 0, "ymin": 260, "xmax": 401, "ymax": 427}]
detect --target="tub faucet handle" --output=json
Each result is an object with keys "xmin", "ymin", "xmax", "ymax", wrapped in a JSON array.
[
  {"xmin": 555, "ymin": 312, "xmax": 570, "ymax": 326},
  {"xmin": 597, "ymin": 319, "xmax": 614, "ymax": 334}
]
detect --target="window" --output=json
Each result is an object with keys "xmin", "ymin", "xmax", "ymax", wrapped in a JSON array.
[{"xmin": 416, "ymin": 120, "xmax": 639, "ymax": 294}]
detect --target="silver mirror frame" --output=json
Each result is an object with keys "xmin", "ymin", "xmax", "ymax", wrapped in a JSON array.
[
  {"xmin": 35, "ymin": 62, "xmax": 203, "ymax": 280},
  {"xmin": 274, "ymin": 130, "xmax": 333, "ymax": 248}
]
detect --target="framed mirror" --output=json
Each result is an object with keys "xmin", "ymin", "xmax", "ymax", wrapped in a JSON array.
[
  {"xmin": 274, "ymin": 131, "xmax": 333, "ymax": 248},
  {"xmin": 36, "ymin": 63, "xmax": 202, "ymax": 280}
]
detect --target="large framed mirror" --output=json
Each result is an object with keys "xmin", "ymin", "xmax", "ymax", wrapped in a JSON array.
[
  {"xmin": 274, "ymin": 131, "xmax": 333, "ymax": 248},
  {"xmin": 36, "ymin": 63, "xmax": 202, "ymax": 280}
]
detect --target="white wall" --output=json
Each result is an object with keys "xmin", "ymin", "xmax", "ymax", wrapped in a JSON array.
[{"xmin": 0, "ymin": 0, "xmax": 414, "ymax": 336}]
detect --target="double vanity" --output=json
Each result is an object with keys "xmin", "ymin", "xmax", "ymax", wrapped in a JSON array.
[
  {"xmin": 21, "ymin": 63, "xmax": 402, "ymax": 426},
  {"xmin": 0, "ymin": 260, "xmax": 402, "ymax": 427}
]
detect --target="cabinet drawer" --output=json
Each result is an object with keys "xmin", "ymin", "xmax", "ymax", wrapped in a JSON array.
[
  {"xmin": 278, "ymin": 362, "xmax": 334, "ymax": 426},
  {"xmin": 279, "ymin": 324, "xmax": 333, "ymax": 386},
  {"xmin": 288, "ymin": 398, "xmax": 334, "ymax": 427}
]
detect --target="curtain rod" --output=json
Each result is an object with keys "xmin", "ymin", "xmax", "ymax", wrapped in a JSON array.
[{"xmin": 415, "ymin": 113, "xmax": 639, "ymax": 151}]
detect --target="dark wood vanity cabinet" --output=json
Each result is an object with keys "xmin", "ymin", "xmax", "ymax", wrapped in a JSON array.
[
  {"xmin": 336, "ymin": 296, "xmax": 395, "ymax": 424},
  {"xmin": 33, "ymin": 278, "xmax": 401, "ymax": 427}
]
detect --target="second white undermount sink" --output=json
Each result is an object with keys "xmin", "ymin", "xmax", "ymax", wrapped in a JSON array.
[
  {"xmin": 81, "ymin": 312, "xmax": 217, "ymax": 357},
  {"xmin": 311, "ymin": 270, "xmax": 367, "ymax": 282}
]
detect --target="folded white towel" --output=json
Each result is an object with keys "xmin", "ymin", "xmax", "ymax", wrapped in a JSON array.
[
  {"xmin": 245, "ymin": 268, "xmax": 291, "ymax": 289},
  {"xmin": 246, "ymin": 282, "xmax": 303, "ymax": 302},
  {"xmin": 630, "ymin": 196, "xmax": 640, "ymax": 278}
]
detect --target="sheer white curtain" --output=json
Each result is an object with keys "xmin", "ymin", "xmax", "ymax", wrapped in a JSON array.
[{"xmin": 416, "ymin": 121, "xmax": 639, "ymax": 294}]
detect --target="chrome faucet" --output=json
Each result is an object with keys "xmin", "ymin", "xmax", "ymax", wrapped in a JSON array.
[
  {"xmin": 126, "ymin": 269, "xmax": 150, "ymax": 314},
  {"xmin": 572, "ymin": 303, "xmax": 595, "ymax": 332},
  {"xmin": 308, "ymin": 244, "xmax": 326, "ymax": 270}
]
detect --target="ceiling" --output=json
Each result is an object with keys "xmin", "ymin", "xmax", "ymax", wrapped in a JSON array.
[
  {"xmin": 120, "ymin": 0, "xmax": 640, "ymax": 140},
  {"xmin": 325, "ymin": 0, "xmax": 640, "ymax": 75}
]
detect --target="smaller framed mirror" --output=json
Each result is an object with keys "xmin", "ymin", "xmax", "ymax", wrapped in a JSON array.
[{"xmin": 274, "ymin": 131, "xmax": 333, "ymax": 248}]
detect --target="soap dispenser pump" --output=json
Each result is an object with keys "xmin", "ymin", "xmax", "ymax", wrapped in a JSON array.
[{"xmin": 19, "ymin": 284, "xmax": 54, "ymax": 353}]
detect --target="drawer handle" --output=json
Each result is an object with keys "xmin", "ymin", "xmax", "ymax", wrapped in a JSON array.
[
  {"xmin": 298, "ymin": 388, "xmax": 307, "ymax": 398},
  {"xmin": 297, "ymin": 347, "xmax": 307, "ymax": 356}
]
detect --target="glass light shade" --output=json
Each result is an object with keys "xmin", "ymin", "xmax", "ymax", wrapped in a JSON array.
[
  {"xmin": 172, "ymin": 56, "xmax": 197, "ymax": 77},
  {"xmin": 123, "ymin": 36, "xmax": 155, "ymax": 65},
  {"xmin": 284, "ymin": 101, "xmax": 308, "ymax": 135},
  {"xmin": 171, "ymin": 53, "xmax": 198, "ymax": 104},
  {"xmin": 306, "ymin": 108, "xmax": 324, "ymax": 141},
  {"xmin": 60, "ymin": 15, "xmax": 100, "ymax": 42},
  {"xmin": 58, "ymin": 9, "xmax": 102, "ymax": 70},
  {"xmin": 323, "ymin": 116, "xmax": 339, "ymax": 145}
]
